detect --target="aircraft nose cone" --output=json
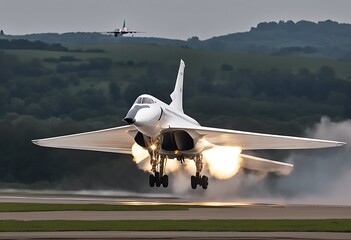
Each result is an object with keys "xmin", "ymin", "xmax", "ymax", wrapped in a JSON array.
[{"xmin": 123, "ymin": 118, "xmax": 135, "ymax": 124}]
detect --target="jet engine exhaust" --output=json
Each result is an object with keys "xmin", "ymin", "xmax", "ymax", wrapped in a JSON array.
[
  {"xmin": 203, "ymin": 146, "xmax": 242, "ymax": 180},
  {"xmin": 131, "ymin": 141, "xmax": 243, "ymax": 189}
]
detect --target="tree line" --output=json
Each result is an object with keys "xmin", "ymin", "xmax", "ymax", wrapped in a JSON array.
[{"xmin": 0, "ymin": 39, "xmax": 67, "ymax": 51}]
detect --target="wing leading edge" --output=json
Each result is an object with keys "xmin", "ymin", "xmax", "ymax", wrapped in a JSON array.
[{"xmin": 32, "ymin": 125, "xmax": 137, "ymax": 154}]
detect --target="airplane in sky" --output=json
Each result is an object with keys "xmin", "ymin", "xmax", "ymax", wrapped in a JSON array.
[
  {"xmin": 102, "ymin": 20, "xmax": 143, "ymax": 37},
  {"xmin": 32, "ymin": 60, "xmax": 345, "ymax": 190}
]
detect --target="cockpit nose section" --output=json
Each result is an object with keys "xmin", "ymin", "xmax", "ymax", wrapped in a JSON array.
[
  {"xmin": 123, "ymin": 105, "xmax": 150, "ymax": 124},
  {"xmin": 123, "ymin": 95, "xmax": 161, "ymax": 129}
]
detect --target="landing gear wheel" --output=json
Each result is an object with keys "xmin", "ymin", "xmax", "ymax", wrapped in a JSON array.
[
  {"xmin": 149, "ymin": 174, "xmax": 155, "ymax": 187},
  {"xmin": 191, "ymin": 176, "xmax": 197, "ymax": 189},
  {"xmin": 161, "ymin": 175, "xmax": 169, "ymax": 188},
  {"xmin": 201, "ymin": 175, "xmax": 208, "ymax": 189},
  {"xmin": 190, "ymin": 155, "xmax": 208, "ymax": 190},
  {"xmin": 155, "ymin": 172, "xmax": 161, "ymax": 187},
  {"xmin": 190, "ymin": 172, "xmax": 209, "ymax": 189}
]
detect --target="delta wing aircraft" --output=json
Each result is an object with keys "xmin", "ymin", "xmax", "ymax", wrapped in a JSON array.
[
  {"xmin": 102, "ymin": 20, "xmax": 143, "ymax": 37},
  {"xmin": 32, "ymin": 60, "xmax": 345, "ymax": 189}
]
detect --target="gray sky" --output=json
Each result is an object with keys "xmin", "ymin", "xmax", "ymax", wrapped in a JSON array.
[{"xmin": 1, "ymin": 0, "xmax": 351, "ymax": 40}]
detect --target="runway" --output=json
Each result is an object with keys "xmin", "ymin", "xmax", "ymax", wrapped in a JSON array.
[
  {"xmin": 1, "ymin": 191, "xmax": 351, "ymax": 221},
  {"xmin": 0, "ymin": 190, "xmax": 350, "ymax": 239},
  {"xmin": 1, "ymin": 191, "xmax": 351, "ymax": 220},
  {"xmin": 1, "ymin": 205, "xmax": 351, "ymax": 220}
]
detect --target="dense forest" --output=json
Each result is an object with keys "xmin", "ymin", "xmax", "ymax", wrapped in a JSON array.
[{"xmin": 1, "ymin": 39, "xmax": 351, "ymax": 190}]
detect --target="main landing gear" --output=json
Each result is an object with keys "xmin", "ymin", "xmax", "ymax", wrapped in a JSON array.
[
  {"xmin": 147, "ymin": 145, "xmax": 208, "ymax": 189},
  {"xmin": 149, "ymin": 154, "xmax": 169, "ymax": 188},
  {"xmin": 191, "ymin": 155, "xmax": 208, "ymax": 189}
]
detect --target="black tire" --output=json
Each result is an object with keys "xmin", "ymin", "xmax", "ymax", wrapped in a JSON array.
[
  {"xmin": 191, "ymin": 175, "xmax": 197, "ymax": 189},
  {"xmin": 149, "ymin": 174, "xmax": 155, "ymax": 187},
  {"xmin": 155, "ymin": 172, "xmax": 161, "ymax": 187},
  {"xmin": 201, "ymin": 175, "xmax": 208, "ymax": 189},
  {"xmin": 162, "ymin": 175, "xmax": 169, "ymax": 188}
]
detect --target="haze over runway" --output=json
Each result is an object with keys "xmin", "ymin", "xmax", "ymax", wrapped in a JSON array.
[{"xmin": 2, "ymin": 0, "xmax": 351, "ymax": 40}]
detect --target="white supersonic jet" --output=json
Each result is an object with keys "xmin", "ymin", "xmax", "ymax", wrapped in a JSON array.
[
  {"xmin": 32, "ymin": 60, "xmax": 345, "ymax": 189},
  {"xmin": 102, "ymin": 20, "xmax": 143, "ymax": 37}
]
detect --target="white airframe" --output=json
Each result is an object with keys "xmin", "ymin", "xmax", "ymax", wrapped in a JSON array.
[{"xmin": 32, "ymin": 60, "xmax": 345, "ymax": 189}]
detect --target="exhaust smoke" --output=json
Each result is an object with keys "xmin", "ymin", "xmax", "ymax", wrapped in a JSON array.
[
  {"xmin": 131, "ymin": 117, "xmax": 350, "ymax": 205},
  {"xmin": 198, "ymin": 117, "xmax": 351, "ymax": 204}
]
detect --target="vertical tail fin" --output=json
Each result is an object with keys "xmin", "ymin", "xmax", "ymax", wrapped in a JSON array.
[{"xmin": 170, "ymin": 59, "xmax": 185, "ymax": 112}]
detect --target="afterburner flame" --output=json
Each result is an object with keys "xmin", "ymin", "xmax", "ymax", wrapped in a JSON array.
[
  {"xmin": 132, "ymin": 143, "xmax": 243, "ymax": 179},
  {"xmin": 203, "ymin": 146, "xmax": 242, "ymax": 179},
  {"xmin": 131, "ymin": 144, "xmax": 181, "ymax": 173}
]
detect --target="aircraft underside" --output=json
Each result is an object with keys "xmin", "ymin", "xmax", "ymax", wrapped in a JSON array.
[
  {"xmin": 148, "ymin": 150, "xmax": 208, "ymax": 190},
  {"xmin": 136, "ymin": 131, "xmax": 209, "ymax": 189}
]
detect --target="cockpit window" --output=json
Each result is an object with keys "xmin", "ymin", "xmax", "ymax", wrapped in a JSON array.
[
  {"xmin": 143, "ymin": 98, "xmax": 154, "ymax": 104},
  {"xmin": 135, "ymin": 97, "xmax": 155, "ymax": 104},
  {"xmin": 135, "ymin": 97, "xmax": 143, "ymax": 104}
]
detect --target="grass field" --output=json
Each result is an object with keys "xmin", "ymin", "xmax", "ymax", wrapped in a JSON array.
[
  {"xmin": 0, "ymin": 219, "xmax": 350, "ymax": 232},
  {"xmin": 0, "ymin": 202, "xmax": 189, "ymax": 212},
  {"xmin": 5, "ymin": 43, "xmax": 351, "ymax": 79}
]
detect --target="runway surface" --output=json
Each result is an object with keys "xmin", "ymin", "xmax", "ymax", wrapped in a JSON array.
[
  {"xmin": 0, "ymin": 190, "xmax": 351, "ymax": 239},
  {"xmin": 1, "ymin": 205, "xmax": 351, "ymax": 220},
  {"xmin": 1, "ymin": 191, "xmax": 351, "ymax": 220}
]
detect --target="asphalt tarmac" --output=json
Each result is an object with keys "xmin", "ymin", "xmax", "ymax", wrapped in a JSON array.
[
  {"xmin": 1, "ymin": 204, "xmax": 351, "ymax": 220},
  {"xmin": 0, "ymin": 191, "xmax": 350, "ymax": 239}
]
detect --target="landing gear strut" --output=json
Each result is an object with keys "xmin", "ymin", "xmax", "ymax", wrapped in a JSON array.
[
  {"xmin": 191, "ymin": 154, "xmax": 208, "ymax": 189},
  {"xmin": 149, "ymin": 153, "xmax": 168, "ymax": 188}
]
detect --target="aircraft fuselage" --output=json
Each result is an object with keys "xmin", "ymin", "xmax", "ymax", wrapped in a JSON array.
[{"xmin": 123, "ymin": 94, "xmax": 205, "ymax": 158}]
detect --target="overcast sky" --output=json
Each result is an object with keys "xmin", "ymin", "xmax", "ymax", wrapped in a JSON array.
[{"xmin": 1, "ymin": 0, "xmax": 351, "ymax": 40}]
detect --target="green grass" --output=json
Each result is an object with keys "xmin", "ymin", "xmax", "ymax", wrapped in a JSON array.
[
  {"xmin": 0, "ymin": 220, "xmax": 350, "ymax": 232},
  {"xmin": 0, "ymin": 202, "xmax": 189, "ymax": 212}
]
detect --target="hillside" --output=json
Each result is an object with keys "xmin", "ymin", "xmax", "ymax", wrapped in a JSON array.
[
  {"xmin": 3, "ymin": 20, "xmax": 351, "ymax": 59},
  {"xmin": 204, "ymin": 20, "xmax": 351, "ymax": 59}
]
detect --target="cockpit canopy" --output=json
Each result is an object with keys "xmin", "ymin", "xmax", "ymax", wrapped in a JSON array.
[{"xmin": 134, "ymin": 96, "xmax": 156, "ymax": 104}]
